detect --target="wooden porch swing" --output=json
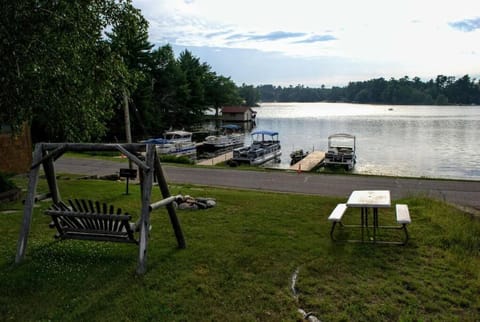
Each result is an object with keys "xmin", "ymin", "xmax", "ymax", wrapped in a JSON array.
[{"xmin": 15, "ymin": 143, "xmax": 186, "ymax": 274}]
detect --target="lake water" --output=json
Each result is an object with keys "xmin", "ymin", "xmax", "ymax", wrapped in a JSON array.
[{"xmin": 247, "ymin": 102, "xmax": 480, "ymax": 180}]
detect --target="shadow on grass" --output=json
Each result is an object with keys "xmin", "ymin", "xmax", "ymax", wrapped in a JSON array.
[{"xmin": 1, "ymin": 179, "xmax": 480, "ymax": 321}]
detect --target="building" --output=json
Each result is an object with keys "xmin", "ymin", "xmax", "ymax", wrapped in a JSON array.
[
  {"xmin": 0, "ymin": 124, "xmax": 32, "ymax": 174},
  {"xmin": 221, "ymin": 106, "xmax": 256, "ymax": 123}
]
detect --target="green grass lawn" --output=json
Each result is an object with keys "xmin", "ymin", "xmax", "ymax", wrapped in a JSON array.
[{"xmin": 1, "ymin": 176, "xmax": 479, "ymax": 321}]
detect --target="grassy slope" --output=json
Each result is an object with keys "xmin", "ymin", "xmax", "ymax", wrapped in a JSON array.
[{"xmin": 0, "ymin": 177, "xmax": 479, "ymax": 321}]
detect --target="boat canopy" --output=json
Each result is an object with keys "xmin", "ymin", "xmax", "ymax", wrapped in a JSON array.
[
  {"xmin": 328, "ymin": 133, "xmax": 355, "ymax": 149},
  {"xmin": 251, "ymin": 130, "xmax": 279, "ymax": 136},
  {"xmin": 164, "ymin": 130, "xmax": 192, "ymax": 138},
  {"xmin": 221, "ymin": 124, "xmax": 241, "ymax": 130},
  {"xmin": 328, "ymin": 133, "xmax": 355, "ymax": 140},
  {"xmin": 143, "ymin": 138, "xmax": 171, "ymax": 144},
  {"xmin": 165, "ymin": 130, "xmax": 191, "ymax": 136}
]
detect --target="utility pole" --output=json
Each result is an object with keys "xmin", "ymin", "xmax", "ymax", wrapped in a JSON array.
[
  {"xmin": 123, "ymin": 87, "xmax": 132, "ymax": 144},
  {"xmin": 123, "ymin": 87, "xmax": 133, "ymax": 169}
]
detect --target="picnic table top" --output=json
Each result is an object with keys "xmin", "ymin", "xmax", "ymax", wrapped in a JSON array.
[{"xmin": 346, "ymin": 190, "xmax": 391, "ymax": 208}]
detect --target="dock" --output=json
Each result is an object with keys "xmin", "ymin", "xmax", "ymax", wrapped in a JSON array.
[
  {"xmin": 197, "ymin": 151, "xmax": 233, "ymax": 166},
  {"xmin": 289, "ymin": 151, "xmax": 325, "ymax": 172}
]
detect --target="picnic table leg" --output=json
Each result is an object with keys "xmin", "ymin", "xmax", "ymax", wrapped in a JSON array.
[
  {"xmin": 361, "ymin": 208, "xmax": 365, "ymax": 241},
  {"xmin": 403, "ymin": 224, "xmax": 410, "ymax": 245},
  {"xmin": 330, "ymin": 222, "xmax": 337, "ymax": 241},
  {"xmin": 365, "ymin": 207, "xmax": 369, "ymax": 227},
  {"xmin": 365, "ymin": 207, "xmax": 370, "ymax": 240}
]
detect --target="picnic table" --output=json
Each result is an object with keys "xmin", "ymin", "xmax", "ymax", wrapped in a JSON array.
[
  {"xmin": 346, "ymin": 190, "xmax": 391, "ymax": 242},
  {"xmin": 328, "ymin": 190, "xmax": 411, "ymax": 245}
]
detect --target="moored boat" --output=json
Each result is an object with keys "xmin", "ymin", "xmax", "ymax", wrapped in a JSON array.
[
  {"xmin": 143, "ymin": 130, "xmax": 197, "ymax": 159},
  {"xmin": 202, "ymin": 124, "xmax": 244, "ymax": 151},
  {"xmin": 324, "ymin": 133, "xmax": 356, "ymax": 170},
  {"xmin": 290, "ymin": 149, "xmax": 309, "ymax": 165},
  {"xmin": 231, "ymin": 130, "xmax": 281, "ymax": 165}
]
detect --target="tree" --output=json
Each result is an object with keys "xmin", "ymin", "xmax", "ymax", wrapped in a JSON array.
[
  {"xmin": 205, "ymin": 74, "xmax": 242, "ymax": 122},
  {"xmin": 177, "ymin": 50, "xmax": 212, "ymax": 127},
  {"xmin": 106, "ymin": 1, "xmax": 153, "ymax": 142},
  {"xmin": 238, "ymin": 84, "xmax": 260, "ymax": 106},
  {"xmin": 148, "ymin": 49, "xmax": 243, "ymax": 131},
  {"xmin": 249, "ymin": 74, "xmax": 480, "ymax": 105},
  {"xmin": 149, "ymin": 45, "xmax": 190, "ymax": 132},
  {"xmin": 354, "ymin": 89, "xmax": 371, "ymax": 103},
  {"xmin": 446, "ymin": 75, "xmax": 478, "ymax": 104},
  {"xmin": 257, "ymin": 84, "xmax": 278, "ymax": 102},
  {"xmin": 0, "ymin": 1, "xmax": 132, "ymax": 142}
]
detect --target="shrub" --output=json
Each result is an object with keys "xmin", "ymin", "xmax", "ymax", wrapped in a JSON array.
[
  {"xmin": 0, "ymin": 172, "xmax": 17, "ymax": 193},
  {"xmin": 159, "ymin": 155, "xmax": 194, "ymax": 164}
]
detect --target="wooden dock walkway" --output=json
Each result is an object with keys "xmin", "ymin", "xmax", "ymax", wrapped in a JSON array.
[
  {"xmin": 197, "ymin": 151, "xmax": 233, "ymax": 166},
  {"xmin": 289, "ymin": 151, "xmax": 325, "ymax": 172}
]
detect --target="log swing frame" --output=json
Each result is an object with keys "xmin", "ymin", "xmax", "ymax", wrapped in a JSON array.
[{"xmin": 15, "ymin": 143, "xmax": 186, "ymax": 274}]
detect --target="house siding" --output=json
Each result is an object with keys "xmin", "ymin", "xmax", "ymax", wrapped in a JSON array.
[
  {"xmin": 0, "ymin": 124, "xmax": 32, "ymax": 174},
  {"xmin": 221, "ymin": 107, "xmax": 254, "ymax": 122}
]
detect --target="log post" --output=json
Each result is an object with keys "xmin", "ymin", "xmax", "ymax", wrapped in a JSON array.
[
  {"xmin": 136, "ymin": 144, "xmax": 154, "ymax": 274},
  {"xmin": 154, "ymin": 151, "xmax": 186, "ymax": 249},
  {"xmin": 43, "ymin": 153, "xmax": 61, "ymax": 204},
  {"xmin": 15, "ymin": 143, "xmax": 43, "ymax": 263}
]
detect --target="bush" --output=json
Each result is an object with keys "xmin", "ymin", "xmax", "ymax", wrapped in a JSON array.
[
  {"xmin": 0, "ymin": 172, "xmax": 17, "ymax": 193},
  {"xmin": 159, "ymin": 155, "xmax": 194, "ymax": 164}
]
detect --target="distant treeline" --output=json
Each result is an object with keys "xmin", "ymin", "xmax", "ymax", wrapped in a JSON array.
[{"xmin": 257, "ymin": 75, "xmax": 480, "ymax": 105}]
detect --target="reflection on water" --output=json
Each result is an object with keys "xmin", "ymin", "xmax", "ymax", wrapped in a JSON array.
[{"xmin": 250, "ymin": 102, "xmax": 480, "ymax": 180}]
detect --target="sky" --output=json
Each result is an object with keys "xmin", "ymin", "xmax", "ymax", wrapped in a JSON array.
[{"xmin": 132, "ymin": 0, "xmax": 480, "ymax": 87}]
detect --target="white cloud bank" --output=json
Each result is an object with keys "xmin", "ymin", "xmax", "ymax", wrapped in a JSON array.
[{"xmin": 133, "ymin": 0, "xmax": 480, "ymax": 86}]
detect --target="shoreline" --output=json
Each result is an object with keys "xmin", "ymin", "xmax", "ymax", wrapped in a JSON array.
[{"xmin": 52, "ymin": 157, "xmax": 480, "ymax": 212}]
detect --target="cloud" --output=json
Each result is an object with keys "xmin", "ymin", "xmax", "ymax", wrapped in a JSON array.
[
  {"xmin": 449, "ymin": 17, "xmax": 480, "ymax": 32},
  {"xmin": 134, "ymin": 0, "xmax": 480, "ymax": 84},
  {"xmin": 246, "ymin": 31, "xmax": 306, "ymax": 41},
  {"xmin": 170, "ymin": 44, "xmax": 396, "ymax": 87},
  {"xmin": 224, "ymin": 30, "xmax": 308, "ymax": 43},
  {"xmin": 205, "ymin": 30, "xmax": 235, "ymax": 38},
  {"xmin": 294, "ymin": 34, "xmax": 337, "ymax": 43},
  {"xmin": 226, "ymin": 33, "xmax": 247, "ymax": 40}
]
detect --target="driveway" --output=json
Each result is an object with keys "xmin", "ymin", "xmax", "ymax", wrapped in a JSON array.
[{"xmin": 54, "ymin": 157, "xmax": 480, "ymax": 211}]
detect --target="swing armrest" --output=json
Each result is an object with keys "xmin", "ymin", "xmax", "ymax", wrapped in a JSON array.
[{"xmin": 149, "ymin": 195, "xmax": 182, "ymax": 211}]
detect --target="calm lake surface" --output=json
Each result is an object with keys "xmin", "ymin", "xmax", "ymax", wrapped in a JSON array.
[{"xmin": 248, "ymin": 102, "xmax": 480, "ymax": 180}]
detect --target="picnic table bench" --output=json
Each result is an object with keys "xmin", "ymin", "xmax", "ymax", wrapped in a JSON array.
[{"xmin": 327, "ymin": 203, "xmax": 347, "ymax": 240}]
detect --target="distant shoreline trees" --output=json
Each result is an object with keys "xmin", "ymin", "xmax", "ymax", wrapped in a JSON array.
[{"xmin": 256, "ymin": 75, "xmax": 480, "ymax": 105}]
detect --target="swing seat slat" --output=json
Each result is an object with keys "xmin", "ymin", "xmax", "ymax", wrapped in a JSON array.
[{"xmin": 45, "ymin": 199, "xmax": 138, "ymax": 244}]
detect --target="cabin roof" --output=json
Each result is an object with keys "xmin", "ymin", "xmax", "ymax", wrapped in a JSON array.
[{"xmin": 221, "ymin": 106, "xmax": 253, "ymax": 113}]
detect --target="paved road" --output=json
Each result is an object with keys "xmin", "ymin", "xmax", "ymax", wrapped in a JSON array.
[{"xmin": 55, "ymin": 158, "xmax": 480, "ymax": 211}]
